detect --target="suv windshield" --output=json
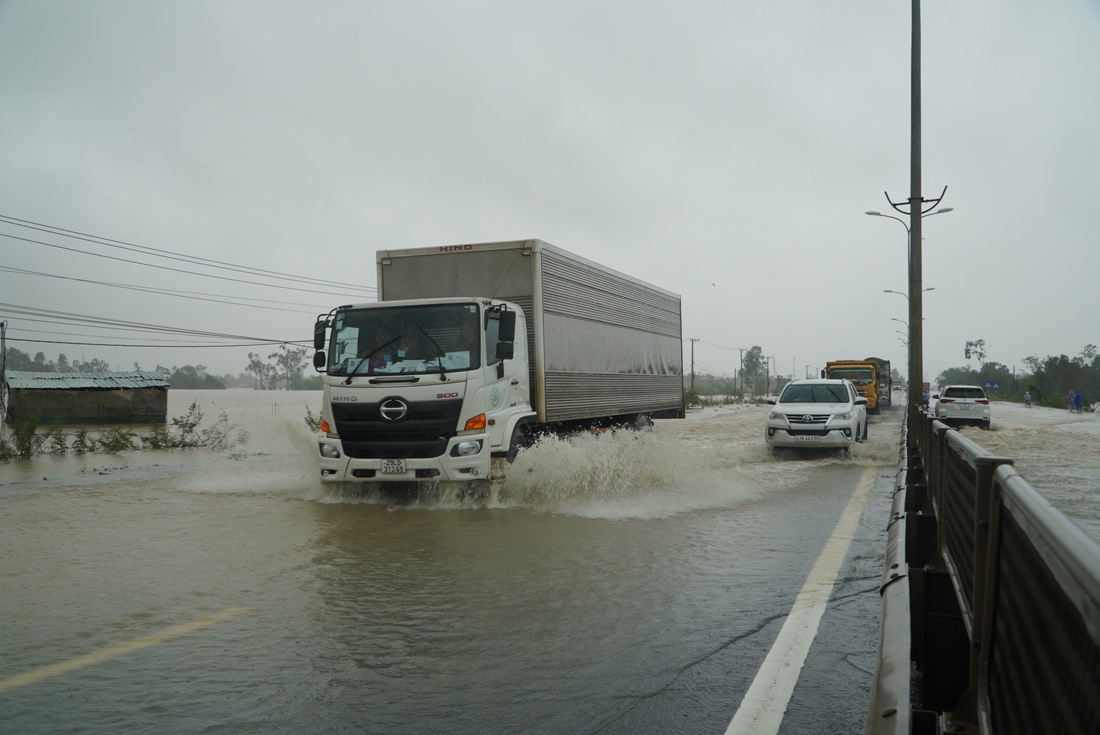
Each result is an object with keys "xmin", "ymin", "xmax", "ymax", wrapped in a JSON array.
[
  {"xmin": 779, "ymin": 384, "xmax": 849, "ymax": 404},
  {"xmin": 328, "ymin": 303, "xmax": 481, "ymax": 376}
]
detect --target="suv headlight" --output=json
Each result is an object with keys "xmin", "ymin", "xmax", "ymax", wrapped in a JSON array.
[
  {"xmin": 768, "ymin": 411, "xmax": 784, "ymax": 421},
  {"xmin": 832, "ymin": 411, "xmax": 854, "ymax": 421}
]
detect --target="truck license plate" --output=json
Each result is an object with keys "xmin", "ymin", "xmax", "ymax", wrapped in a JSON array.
[
  {"xmin": 794, "ymin": 435, "xmax": 822, "ymax": 443},
  {"xmin": 381, "ymin": 459, "xmax": 406, "ymax": 474}
]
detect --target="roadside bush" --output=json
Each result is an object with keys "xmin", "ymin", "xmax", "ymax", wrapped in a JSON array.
[
  {"xmin": 97, "ymin": 427, "xmax": 139, "ymax": 454},
  {"xmin": 141, "ymin": 425, "xmax": 174, "ymax": 450},
  {"xmin": 200, "ymin": 408, "xmax": 249, "ymax": 452},
  {"xmin": 71, "ymin": 429, "xmax": 96, "ymax": 455},
  {"xmin": 48, "ymin": 432, "xmax": 70, "ymax": 455},
  {"xmin": 9, "ymin": 416, "xmax": 47, "ymax": 459},
  {"xmin": 304, "ymin": 405, "xmax": 322, "ymax": 432},
  {"xmin": 2, "ymin": 401, "xmax": 248, "ymax": 460}
]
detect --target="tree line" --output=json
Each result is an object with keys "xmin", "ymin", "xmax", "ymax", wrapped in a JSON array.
[
  {"xmin": 685, "ymin": 340, "xmax": 1100, "ymax": 411},
  {"xmin": 2, "ymin": 345, "xmax": 322, "ymax": 390},
  {"xmin": 935, "ymin": 340, "xmax": 1099, "ymax": 409}
]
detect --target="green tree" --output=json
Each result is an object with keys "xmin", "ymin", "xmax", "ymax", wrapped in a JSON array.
[
  {"xmin": 269, "ymin": 344, "xmax": 311, "ymax": 390},
  {"xmin": 246, "ymin": 352, "xmax": 278, "ymax": 390},
  {"xmin": 964, "ymin": 339, "xmax": 987, "ymax": 366}
]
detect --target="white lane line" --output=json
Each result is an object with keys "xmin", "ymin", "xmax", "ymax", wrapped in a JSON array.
[
  {"xmin": 724, "ymin": 467, "xmax": 876, "ymax": 735},
  {"xmin": 0, "ymin": 606, "xmax": 250, "ymax": 693}
]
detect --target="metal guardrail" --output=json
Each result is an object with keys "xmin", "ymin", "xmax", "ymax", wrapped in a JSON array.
[{"xmin": 866, "ymin": 410, "xmax": 1100, "ymax": 734}]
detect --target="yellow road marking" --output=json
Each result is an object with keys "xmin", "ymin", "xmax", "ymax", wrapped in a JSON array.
[{"xmin": 0, "ymin": 606, "xmax": 250, "ymax": 694}]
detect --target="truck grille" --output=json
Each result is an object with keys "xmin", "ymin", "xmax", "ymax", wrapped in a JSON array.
[{"xmin": 332, "ymin": 398, "xmax": 464, "ymax": 459}]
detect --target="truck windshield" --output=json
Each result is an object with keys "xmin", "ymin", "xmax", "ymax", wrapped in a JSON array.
[
  {"xmin": 829, "ymin": 369, "xmax": 873, "ymax": 385},
  {"xmin": 328, "ymin": 303, "xmax": 481, "ymax": 376}
]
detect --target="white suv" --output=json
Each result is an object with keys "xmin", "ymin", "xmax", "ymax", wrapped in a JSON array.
[
  {"xmin": 765, "ymin": 379, "xmax": 868, "ymax": 452},
  {"xmin": 934, "ymin": 384, "xmax": 991, "ymax": 429}
]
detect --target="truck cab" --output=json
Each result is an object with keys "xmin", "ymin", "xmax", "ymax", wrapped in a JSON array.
[{"xmin": 313, "ymin": 298, "xmax": 534, "ymax": 483}]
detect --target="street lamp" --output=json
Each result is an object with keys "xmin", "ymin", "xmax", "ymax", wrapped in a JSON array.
[
  {"xmin": 867, "ymin": 207, "xmax": 953, "ymax": 420},
  {"xmin": 883, "ymin": 287, "xmax": 935, "ymax": 299}
]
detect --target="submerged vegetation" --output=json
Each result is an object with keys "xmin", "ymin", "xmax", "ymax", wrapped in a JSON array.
[{"xmin": 0, "ymin": 402, "xmax": 249, "ymax": 461}]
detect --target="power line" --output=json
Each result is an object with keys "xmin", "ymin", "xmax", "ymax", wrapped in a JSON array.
[
  {"xmin": 0, "ymin": 265, "xmax": 332, "ymax": 314},
  {"xmin": 0, "ymin": 302, "xmax": 288, "ymax": 343},
  {"xmin": 1, "ymin": 230, "xmax": 374, "ymax": 299},
  {"xmin": 6, "ymin": 337, "xmax": 307, "ymax": 349},
  {"xmin": 0, "ymin": 213, "xmax": 376, "ymax": 294}
]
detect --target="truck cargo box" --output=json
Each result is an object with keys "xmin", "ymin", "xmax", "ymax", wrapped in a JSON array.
[{"xmin": 377, "ymin": 239, "xmax": 684, "ymax": 423}]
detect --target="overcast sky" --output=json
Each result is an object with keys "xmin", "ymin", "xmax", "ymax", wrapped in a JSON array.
[{"xmin": 2, "ymin": 1, "xmax": 1098, "ymax": 384}]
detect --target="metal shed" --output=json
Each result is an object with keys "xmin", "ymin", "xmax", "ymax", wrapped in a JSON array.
[{"xmin": 3, "ymin": 370, "xmax": 169, "ymax": 425}]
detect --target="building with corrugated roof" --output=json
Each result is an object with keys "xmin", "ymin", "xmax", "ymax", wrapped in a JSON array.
[{"xmin": 3, "ymin": 370, "xmax": 169, "ymax": 425}]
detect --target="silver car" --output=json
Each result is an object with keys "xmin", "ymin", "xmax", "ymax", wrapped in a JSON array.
[
  {"xmin": 934, "ymin": 384, "xmax": 991, "ymax": 429},
  {"xmin": 765, "ymin": 379, "xmax": 869, "ymax": 452}
]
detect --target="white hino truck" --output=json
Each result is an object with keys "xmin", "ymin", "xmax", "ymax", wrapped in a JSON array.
[{"xmin": 311, "ymin": 239, "xmax": 684, "ymax": 484}]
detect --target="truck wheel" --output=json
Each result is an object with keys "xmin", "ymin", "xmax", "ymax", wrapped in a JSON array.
[{"xmin": 506, "ymin": 424, "xmax": 529, "ymax": 463}]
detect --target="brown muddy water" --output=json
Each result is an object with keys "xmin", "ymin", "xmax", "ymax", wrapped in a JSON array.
[{"xmin": 0, "ymin": 391, "xmax": 1094, "ymax": 734}]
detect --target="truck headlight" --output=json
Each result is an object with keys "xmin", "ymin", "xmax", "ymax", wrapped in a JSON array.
[
  {"xmin": 451, "ymin": 440, "xmax": 483, "ymax": 457},
  {"xmin": 319, "ymin": 442, "xmax": 341, "ymax": 459}
]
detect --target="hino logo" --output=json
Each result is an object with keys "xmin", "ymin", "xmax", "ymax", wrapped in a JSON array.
[
  {"xmin": 379, "ymin": 398, "xmax": 409, "ymax": 422},
  {"xmin": 332, "ymin": 396, "xmax": 358, "ymax": 402},
  {"xmin": 439, "ymin": 244, "xmax": 473, "ymax": 252}
]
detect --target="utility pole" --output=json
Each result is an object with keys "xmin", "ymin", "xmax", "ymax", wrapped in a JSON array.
[
  {"xmin": 738, "ymin": 347, "xmax": 745, "ymax": 400},
  {"xmin": 689, "ymin": 338, "xmax": 699, "ymax": 391},
  {"xmin": 883, "ymin": 0, "xmax": 947, "ymax": 440}
]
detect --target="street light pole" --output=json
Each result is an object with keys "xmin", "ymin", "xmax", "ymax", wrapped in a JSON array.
[
  {"xmin": 862, "ymin": 0, "xmax": 954, "ymax": 439},
  {"xmin": 866, "ymin": 213, "xmax": 950, "ymax": 429}
]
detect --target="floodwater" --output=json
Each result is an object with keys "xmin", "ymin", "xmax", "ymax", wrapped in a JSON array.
[
  {"xmin": 0, "ymin": 391, "xmax": 1094, "ymax": 734},
  {"xmin": 949, "ymin": 400, "xmax": 1100, "ymax": 541}
]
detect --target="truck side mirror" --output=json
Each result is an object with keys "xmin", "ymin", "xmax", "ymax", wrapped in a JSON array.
[
  {"xmin": 313, "ymin": 319, "xmax": 327, "ymax": 350},
  {"xmin": 495, "ymin": 342, "xmax": 514, "ymax": 361},
  {"xmin": 497, "ymin": 310, "xmax": 517, "ymax": 342},
  {"xmin": 313, "ymin": 351, "xmax": 327, "ymax": 371}
]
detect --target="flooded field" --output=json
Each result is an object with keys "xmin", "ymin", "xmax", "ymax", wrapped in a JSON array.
[{"xmin": 950, "ymin": 400, "xmax": 1100, "ymax": 541}]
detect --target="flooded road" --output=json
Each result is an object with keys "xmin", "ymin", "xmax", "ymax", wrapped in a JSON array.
[{"xmin": 2, "ymin": 391, "xmax": 1092, "ymax": 733}]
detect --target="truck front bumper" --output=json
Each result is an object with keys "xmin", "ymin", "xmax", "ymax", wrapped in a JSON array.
[{"xmin": 316, "ymin": 434, "xmax": 493, "ymax": 482}]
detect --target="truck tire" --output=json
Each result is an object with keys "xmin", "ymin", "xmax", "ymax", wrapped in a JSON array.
[{"xmin": 506, "ymin": 424, "xmax": 529, "ymax": 463}]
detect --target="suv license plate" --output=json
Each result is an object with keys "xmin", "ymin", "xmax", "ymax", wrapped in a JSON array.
[
  {"xmin": 381, "ymin": 459, "xmax": 406, "ymax": 474},
  {"xmin": 794, "ymin": 435, "xmax": 822, "ymax": 443},
  {"xmin": 959, "ymin": 404, "xmax": 971, "ymax": 411}
]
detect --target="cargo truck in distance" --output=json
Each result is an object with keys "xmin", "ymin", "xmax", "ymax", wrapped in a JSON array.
[
  {"xmin": 311, "ymin": 239, "xmax": 685, "ymax": 484},
  {"xmin": 865, "ymin": 356, "xmax": 892, "ymax": 409},
  {"xmin": 822, "ymin": 359, "xmax": 882, "ymax": 413}
]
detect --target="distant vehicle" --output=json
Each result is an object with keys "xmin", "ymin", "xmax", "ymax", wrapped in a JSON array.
[
  {"xmin": 865, "ymin": 356, "xmax": 892, "ymax": 408},
  {"xmin": 822, "ymin": 359, "xmax": 881, "ymax": 413},
  {"xmin": 934, "ymin": 385, "xmax": 991, "ymax": 430},
  {"xmin": 765, "ymin": 378, "xmax": 868, "ymax": 453}
]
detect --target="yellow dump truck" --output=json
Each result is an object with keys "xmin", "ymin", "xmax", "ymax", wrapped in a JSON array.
[{"xmin": 823, "ymin": 359, "xmax": 880, "ymax": 413}]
